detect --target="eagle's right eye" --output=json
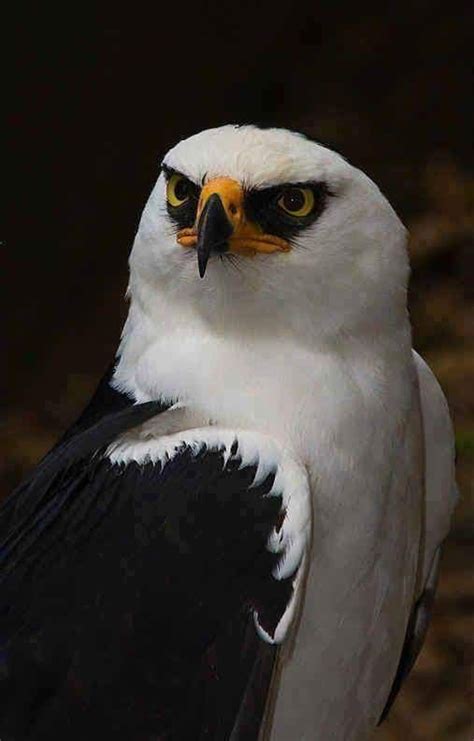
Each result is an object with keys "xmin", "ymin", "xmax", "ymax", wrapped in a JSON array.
[{"xmin": 167, "ymin": 173, "xmax": 193, "ymax": 207}]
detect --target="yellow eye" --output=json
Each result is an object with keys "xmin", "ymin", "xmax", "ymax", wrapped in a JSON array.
[
  {"xmin": 167, "ymin": 173, "xmax": 193, "ymax": 207},
  {"xmin": 277, "ymin": 187, "xmax": 315, "ymax": 217}
]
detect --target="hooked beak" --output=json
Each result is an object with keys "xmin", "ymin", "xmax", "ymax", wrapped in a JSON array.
[
  {"xmin": 176, "ymin": 177, "xmax": 291, "ymax": 278},
  {"xmin": 196, "ymin": 193, "xmax": 233, "ymax": 278}
]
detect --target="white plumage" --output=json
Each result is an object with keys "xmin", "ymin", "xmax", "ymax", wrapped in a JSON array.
[{"xmin": 111, "ymin": 125, "xmax": 457, "ymax": 739}]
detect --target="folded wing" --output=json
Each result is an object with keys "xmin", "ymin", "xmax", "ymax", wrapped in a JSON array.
[
  {"xmin": 380, "ymin": 351, "xmax": 458, "ymax": 721},
  {"xmin": 1, "ymin": 407, "xmax": 310, "ymax": 740}
]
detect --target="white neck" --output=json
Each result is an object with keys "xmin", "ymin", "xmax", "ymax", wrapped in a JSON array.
[{"xmin": 114, "ymin": 283, "xmax": 413, "ymax": 470}]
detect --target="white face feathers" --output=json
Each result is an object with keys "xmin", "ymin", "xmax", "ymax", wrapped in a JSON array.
[{"xmin": 127, "ymin": 125, "xmax": 409, "ymax": 341}]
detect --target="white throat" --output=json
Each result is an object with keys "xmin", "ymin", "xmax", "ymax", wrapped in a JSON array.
[{"xmin": 113, "ymin": 286, "xmax": 413, "ymax": 470}]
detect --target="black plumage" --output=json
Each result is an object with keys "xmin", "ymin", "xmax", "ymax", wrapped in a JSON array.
[{"xmin": 1, "ymin": 373, "xmax": 292, "ymax": 740}]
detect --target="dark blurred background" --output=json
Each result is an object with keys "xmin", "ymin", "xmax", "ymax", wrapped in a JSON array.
[{"xmin": 4, "ymin": 3, "xmax": 473, "ymax": 738}]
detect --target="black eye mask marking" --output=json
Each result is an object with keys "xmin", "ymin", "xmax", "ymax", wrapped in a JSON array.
[
  {"xmin": 161, "ymin": 164, "xmax": 332, "ymax": 245},
  {"xmin": 244, "ymin": 182, "xmax": 332, "ymax": 242},
  {"xmin": 162, "ymin": 164, "xmax": 201, "ymax": 230}
]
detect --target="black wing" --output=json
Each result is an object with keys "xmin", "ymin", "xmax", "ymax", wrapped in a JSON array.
[
  {"xmin": 1, "ymin": 397, "xmax": 295, "ymax": 739},
  {"xmin": 0, "ymin": 367, "xmax": 166, "ymax": 546}
]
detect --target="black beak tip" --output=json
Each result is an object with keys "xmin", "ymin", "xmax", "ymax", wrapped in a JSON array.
[{"xmin": 198, "ymin": 255, "xmax": 208, "ymax": 278}]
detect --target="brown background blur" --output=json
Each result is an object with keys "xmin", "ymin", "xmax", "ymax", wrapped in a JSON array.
[{"xmin": 4, "ymin": 4, "xmax": 473, "ymax": 739}]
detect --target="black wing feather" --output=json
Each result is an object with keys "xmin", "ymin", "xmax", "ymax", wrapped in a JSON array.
[{"xmin": 1, "ymin": 401, "xmax": 289, "ymax": 740}]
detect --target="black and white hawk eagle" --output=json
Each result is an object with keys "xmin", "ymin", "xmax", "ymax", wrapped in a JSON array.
[{"xmin": 1, "ymin": 125, "xmax": 457, "ymax": 740}]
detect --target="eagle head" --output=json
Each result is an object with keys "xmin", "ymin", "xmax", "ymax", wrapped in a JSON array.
[{"xmin": 127, "ymin": 125, "xmax": 408, "ymax": 340}]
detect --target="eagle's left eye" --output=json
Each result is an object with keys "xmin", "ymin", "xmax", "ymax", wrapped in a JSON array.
[
  {"xmin": 167, "ymin": 173, "xmax": 193, "ymax": 207},
  {"xmin": 277, "ymin": 187, "xmax": 315, "ymax": 217}
]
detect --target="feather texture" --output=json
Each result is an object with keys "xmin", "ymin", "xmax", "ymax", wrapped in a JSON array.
[{"xmin": 0, "ymin": 388, "xmax": 310, "ymax": 740}]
